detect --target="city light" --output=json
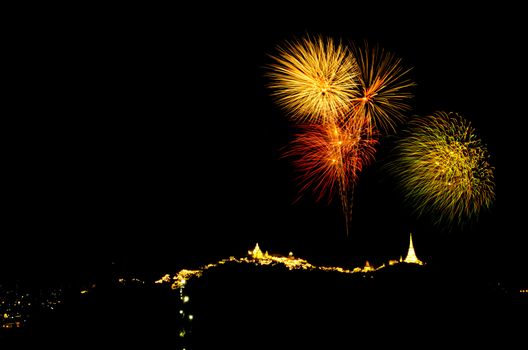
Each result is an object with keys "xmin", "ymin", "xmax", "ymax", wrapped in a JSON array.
[{"xmin": 0, "ymin": 286, "xmax": 64, "ymax": 330}]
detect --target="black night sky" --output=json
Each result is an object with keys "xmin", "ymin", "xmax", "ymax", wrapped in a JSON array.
[{"xmin": 5, "ymin": 5, "xmax": 527, "ymax": 288}]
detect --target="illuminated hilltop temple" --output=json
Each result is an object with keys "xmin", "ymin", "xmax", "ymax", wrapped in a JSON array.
[
  {"xmin": 249, "ymin": 243, "xmax": 269, "ymax": 260},
  {"xmin": 403, "ymin": 233, "xmax": 424, "ymax": 265}
]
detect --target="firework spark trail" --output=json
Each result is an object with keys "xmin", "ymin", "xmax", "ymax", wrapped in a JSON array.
[
  {"xmin": 267, "ymin": 36, "xmax": 415, "ymax": 234},
  {"xmin": 349, "ymin": 43, "xmax": 414, "ymax": 135},
  {"xmin": 267, "ymin": 35, "xmax": 359, "ymax": 124},
  {"xmin": 285, "ymin": 120, "xmax": 377, "ymax": 233},
  {"xmin": 389, "ymin": 111, "xmax": 495, "ymax": 226}
]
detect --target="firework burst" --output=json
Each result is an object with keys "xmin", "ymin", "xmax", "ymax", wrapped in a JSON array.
[
  {"xmin": 349, "ymin": 43, "xmax": 414, "ymax": 134},
  {"xmin": 389, "ymin": 111, "xmax": 495, "ymax": 226},
  {"xmin": 267, "ymin": 35, "xmax": 359, "ymax": 124},
  {"xmin": 285, "ymin": 120, "xmax": 377, "ymax": 232}
]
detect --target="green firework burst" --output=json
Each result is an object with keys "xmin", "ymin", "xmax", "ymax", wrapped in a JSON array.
[{"xmin": 389, "ymin": 111, "xmax": 495, "ymax": 227}]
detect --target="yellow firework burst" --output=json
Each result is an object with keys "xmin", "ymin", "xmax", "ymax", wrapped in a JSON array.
[
  {"xmin": 267, "ymin": 35, "xmax": 359, "ymax": 124},
  {"xmin": 350, "ymin": 43, "xmax": 414, "ymax": 134},
  {"xmin": 389, "ymin": 111, "xmax": 495, "ymax": 227}
]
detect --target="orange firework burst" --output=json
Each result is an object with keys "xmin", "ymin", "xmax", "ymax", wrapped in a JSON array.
[
  {"xmin": 267, "ymin": 35, "xmax": 359, "ymax": 124},
  {"xmin": 285, "ymin": 120, "xmax": 377, "ymax": 233},
  {"xmin": 349, "ymin": 43, "xmax": 414, "ymax": 134}
]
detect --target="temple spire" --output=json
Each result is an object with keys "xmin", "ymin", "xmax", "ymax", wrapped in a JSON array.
[
  {"xmin": 403, "ymin": 233, "xmax": 424, "ymax": 265},
  {"xmin": 249, "ymin": 243, "xmax": 264, "ymax": 259}
]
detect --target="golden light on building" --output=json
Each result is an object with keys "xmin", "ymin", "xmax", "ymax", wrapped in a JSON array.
[
  {"xmin": 388, "ymin": 259, "xmax": 399, "ymax": 266},
  {"xmin": 364, "ymin": 261, "xmax": 374, "ymax": 272},
  {"xmin": 351, "ymin": 260, "xmax": 385, "ymax": 273},
  {"xmin": 171, "ymin": 269, "xmax": 203, "ymax": 289},
  {"xmin": 158, "ymin": 243, "xmax": 393, "ymax": 291},
  {"xmin": 249, "ymin": 243, "xmax": 265, "ymax": 259},
  {"xmin": 155, "ymin": 274, "xmax": 171, "ymax": 284},
  {"xmin": 403, "ymin": 233, "xmax": 424, "ymax": 265}
]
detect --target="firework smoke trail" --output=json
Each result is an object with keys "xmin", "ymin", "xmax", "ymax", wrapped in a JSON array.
[
  {"xmin": 285, "ymin": 120, "xmax": 377, "ymax": 234},
  {"xmin": 389, "ymin": 111, "xmax": 495, "ymax": 227},
  {"xmin": 349, "ymin": 43, "xmax": 414, "ymax": 135},
  {"xmin": 267, "ymin": 35, "xmax": 359, "ymax": 124}
]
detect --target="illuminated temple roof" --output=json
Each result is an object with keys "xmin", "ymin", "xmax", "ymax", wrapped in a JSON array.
[
  {"xmin": 249, "ymin": 243, "xmax": 266, "ymax": 259},
  {"xmin": 403, "ymin": 233, "xmax": 424, "ymax": 265}
]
